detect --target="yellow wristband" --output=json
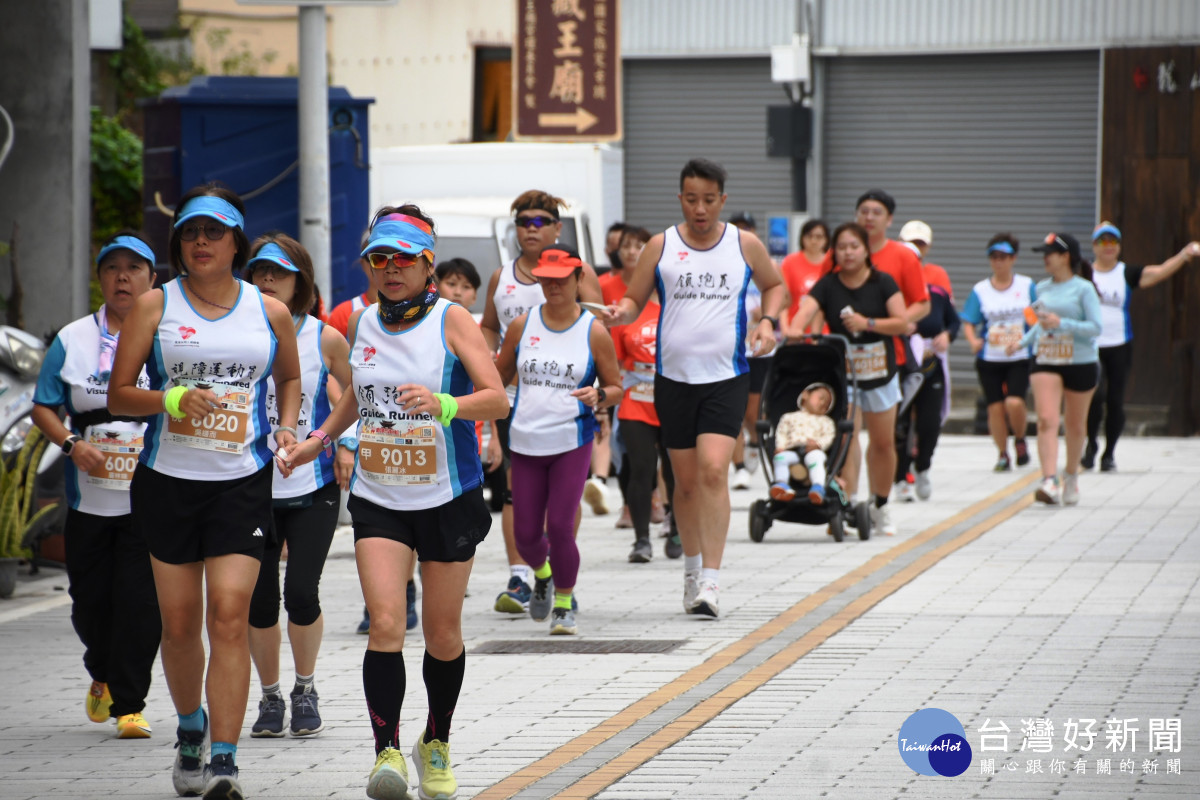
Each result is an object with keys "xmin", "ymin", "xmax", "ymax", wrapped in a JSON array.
[{"xmin": 163, "ymin": 385, "xmax": 188, "ymax": 420}]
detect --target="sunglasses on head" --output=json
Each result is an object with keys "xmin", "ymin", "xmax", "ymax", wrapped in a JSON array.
[
  {"xmin": 179, "ymin": 221, "xmax": 230, "ymax": 242},
  {"xmin": 366, "ymin": 251, "xmax": 422, "ymax": 269},
  {"xmin": 516, "ymin": 215, "xmax": 557, "ymax": 230}
]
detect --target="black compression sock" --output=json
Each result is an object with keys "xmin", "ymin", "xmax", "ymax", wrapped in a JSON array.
[
  {"xmin": 363, "ymin": 650, "xmax": 405, "ymax": 754},
  {"xmin": 423, "ymin": 649, "xmax": 466, "ymax": 744}
]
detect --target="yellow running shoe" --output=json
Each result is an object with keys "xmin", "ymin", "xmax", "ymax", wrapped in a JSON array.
[
  {"xmin": 115, "ymin": 712, "xmax": 152, "ymax": 739},
  {"xmin": 412, "ymin": 734, "xmax": 458, "ymax": 800},
  {"xmin": 366, "ymin": 746, "xmax": 410, "ymax": 800},
  {"xmin": 86, "ymin": 681, "xmax": 111, "ymax": 723}
]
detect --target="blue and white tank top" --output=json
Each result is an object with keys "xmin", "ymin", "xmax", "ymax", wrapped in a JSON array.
[
  {"xmin": 268, "ymin": 316, "xmax": 334, "ymax": 499},
  {"xmin": 655, "ymin": 223, "xmax": 752, "ymax": 383},
  {"xmin": 509, "ymin": 305, "xmax": 598, "ymax": 457},
  {"xmin": 142, "ymin": 278, "xmax": 276, "ymax": 480},
  {"xmin": 34, "ymin": 314, "xmax": 148, "ymax": 516},
  {"xmin": 349, "ymin": 299, "xmax": 482, "ymax": 510},
  {"xmin": 961, "ymin": 274, "xmax": 1037, "ymax": 363},
  {"xmin": 1092, "ymin": 262, "xmax": 1143, "ymax": 348}
]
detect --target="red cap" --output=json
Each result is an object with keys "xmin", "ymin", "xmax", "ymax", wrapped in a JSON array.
[{"xmin": 532, "ymin": 248, "xmax": 583, "ymax": 278}]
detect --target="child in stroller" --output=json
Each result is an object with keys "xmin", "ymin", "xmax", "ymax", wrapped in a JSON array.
[{"xmin": 769, "ymin": 382, "xmax": 836, "ymax": 505}]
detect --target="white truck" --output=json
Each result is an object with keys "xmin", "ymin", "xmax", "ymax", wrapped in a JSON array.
[{"xmin": 369, "ymin": 142, "xmax": 624, "ymax": 311}]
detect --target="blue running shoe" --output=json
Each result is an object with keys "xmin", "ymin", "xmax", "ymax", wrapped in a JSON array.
[{"xmin": 494, "ymin": 575, "xmax": 531, "ymax": 614}]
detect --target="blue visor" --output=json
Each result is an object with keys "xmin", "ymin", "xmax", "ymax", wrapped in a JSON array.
[
  {"xmin": 246, "ymin": 242, "xmax": 300, "ymax": 273},
  {"xmin": 1092, "ymin": 223, "xmax": 1121, "ymax": 241},
  {"xmin": 361, "ymin": 219, "xmax": 436, "ymax": 258},
  {"xmin": 987, "ymin": 242, "xmax": 1015, "ymax": 255},
  {"xmin": 96, "ymin": 235, "xmax": 155, "ymax": 266},
  {"xmin": 173, "ymin": 196, "xmax": 245, "ymax": 230}
]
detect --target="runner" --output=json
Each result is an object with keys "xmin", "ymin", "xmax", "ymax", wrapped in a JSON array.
[
  {"xmin": 779, "ymin": 218, "xmax": 830, "ymax": 335},
  {"xmin": 108, "ymin": 184, "xmax": 302, "ymax": 799},
  {"xmin": 612, "ymin": 280, "xmax": 678, "ymax": 562},
  {"xmin": 279, "ymin": 204, "xmax": 507, "ymax": 800},
  {"xmin": 497, "ymin": 248, "xmax": 622, "ymax": 634},
  {"xmin": 832, "ymin": 191, "xmax": 929, "ymax": 504},
  {"xmin": 1084, "ymin": 223, "xmax": 1200, "ymax": 471},
  {"xmin": 892, "ymin": 224, "xmax": 960, "ymax": 501},
  {"xmin": 243, "ymin": 234, "xmax": 352, "ymax": 740},
  {"xmin": 31, "ymin": 231, "xmax": 160, "ymax": 740},
  {"xmin": 727, "ymin": 212, "xmax": 775, "ymax": 491},
  {"xmin": 960, "ymin": 233, "xmax": 1036, "ymax": 471},
  {"xmin": 785, "ymin": 222, "xmax": 909, "ymax": 536},
  {"xmin": 480, "ymin": 190, "xmax": 604, "ymax": 615},
  {"xmin": 607, "ymin": 158, "xmax": 785, "ymax": 618},
  {"xmin": 1007, "ymin": 233, "xmax": 1102, "ymax": 506}
]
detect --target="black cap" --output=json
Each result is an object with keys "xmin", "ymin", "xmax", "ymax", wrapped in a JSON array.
[
  {"xmin": 728, "ymin": 211, "xmax": 756, "ymax": 230},
  {"xmin": 1031, "ymin": 232, "xmax": 1081, "ymax": 263},
  {"xmin": 856, "ymin": 189, "xmax": 896, "ymax": 215}
]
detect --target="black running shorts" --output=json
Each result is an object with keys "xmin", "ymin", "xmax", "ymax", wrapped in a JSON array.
[
  {"xmin": 654, "ymin": 372, "xmax": 750, "ymax": 450},
  {"xmin": 348, "ymin": 487, "xmax": 492, "ymax": 563},
  {"xmin": 1030, "ymin": 362, "xmax": 1100, "ymax": 393},
  {"xmin": 976, "ymin": 358, "xmax": 1031, "ymax": 405}
]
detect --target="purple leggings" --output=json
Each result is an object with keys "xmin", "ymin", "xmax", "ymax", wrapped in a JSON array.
[{"xmin": 509, "ymin": 442, "xmax": 592, "ymax": 591}]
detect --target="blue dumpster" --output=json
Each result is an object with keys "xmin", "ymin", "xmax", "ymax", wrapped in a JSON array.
[{"xmin": 141, "ymin": 76, "xmax": 373, "ymax": 308}]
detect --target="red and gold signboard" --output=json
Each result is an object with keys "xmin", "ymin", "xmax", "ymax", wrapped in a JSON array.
[{"xmin": 514, "ymin": 0, "xmax": 622, "ymax": 142}]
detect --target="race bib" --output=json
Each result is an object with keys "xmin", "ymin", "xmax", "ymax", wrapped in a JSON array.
[
  {"xmin": 847, "ymin": 341, "xmax": 888, "ymax": 382},
  {"xmin": 1037, "ymin": 330, "xmax": 1074, "ymax": 365},
  {"xmin": 165, "ymin": 379, "xmax": 251, "ymax": 454},
  {"xmin": 630, "ymin": 362, "xmax": 655, "ymax": 403},
  {"xmin": 85, "ymin": 429, "xmax": 143, "ymax": 489},
  {"xmin": 358, "ymin": 417, "xmax": 438, "ymax": 485},
  {"xmin": 986, "ymin": 320, "xmax": 1024, "ymax": 351}
]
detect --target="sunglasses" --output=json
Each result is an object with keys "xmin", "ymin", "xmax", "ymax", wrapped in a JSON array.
[
  {"xmin": 366, "ymin": 251, "xmax": 422, "ymax": 269},
  {"xmin": 179, "ymin": 221, "xmax": 230, "ymax": 242},
  {"xmin": 1095, "ymin": 235, "xmax": 1120, "ymax": 245},
  {"xmin": 516, "ymin": 215, "xmax": 557, "ymax": 230}
]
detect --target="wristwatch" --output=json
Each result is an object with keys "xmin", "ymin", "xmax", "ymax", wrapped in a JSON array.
[
  {"xmin": 867, "ymin": 318, "xmax": 876, "ymax": 330},
  {"xmin": 596, "ymin": 388, "xmax": 608, "ymax": 405},
  {"xmin": 61, "ymin": 434, "xmax": 82, "ymax": 455},
  {"xmin": 761, "ymin": 315, "xmax": 780, "ymax": 331}
]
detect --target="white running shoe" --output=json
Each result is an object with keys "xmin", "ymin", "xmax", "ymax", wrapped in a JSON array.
[
  {"xmin": 895, "ymin": 481, "xmax": 916, "ymax": 503},
  {"xmin": 1061, "ymin": 473, "xmax": 1079, "ymax": 506},
  {"xmin": 683, "ymin": 570, "xmax": 700, "ymax": 613},
  {"xmin": 869, "ymin": 503, "xmax": 897, "ymax": 536},
  {"xmin": 1035, "ymin": 477, "xmax": 1062, "ymax": 505},
  {"xmin": 583, "ymin": 476, "xmax": 610, "ymax": 515},
  {"xmin": 744, "ymin": 455, "xmax": 760, "ymax": 475},
  {"xmin": 732, "ymin": 468, "xmax": 752, "ymax": 490},
  {"xmin": 915, "ymin": 471, "xmax": 932, "ymax": 500},
  {"xmin": 691, "ymin": 579, "xmax": 719, "ymax": 618}
]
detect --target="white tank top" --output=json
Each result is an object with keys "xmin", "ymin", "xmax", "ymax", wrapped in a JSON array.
[
  {"xmin": 1092, "ymin": 262, "xmax": 1135, "ymax": 348},
  {"xmin": 349, "ymin": 299, "xmax": 483, "ymax": 510},
  {"xmin": 509, "ymin": 305, "xmax": 598, "ymax": 456},
  {"xmin": 268, "ymin": 316, "xmax": 334, "ymax": 499},
  {"xmin": 492, "ymin": 259, "xmax": 546, "ymax": 342},
  {"xmin": 967, "ymin": 274, "xmax": 1036, "ymax": 363},
  {"xmin": 142, "ymin": 279, "xmax": 276, "ymax": 481},
  {"xmin": 46, "ymin": 314, "xmax": 149, "ymax": 516},
  {"xmin": 655, "ymin": 224, "xmax": 751, "ymax": 383}
]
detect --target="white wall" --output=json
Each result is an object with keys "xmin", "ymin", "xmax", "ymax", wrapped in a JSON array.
[{"xmin": 329, "ymin": 0, "xmax": 514, "ymax": 148}]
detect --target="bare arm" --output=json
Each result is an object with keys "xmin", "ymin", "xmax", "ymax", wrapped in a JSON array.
[
  {"xmin": 495, "ymin": 315, "xmax": 527, "ymax": 388},
  {"xmin": 443, "ymin": 303, "xmax": 510, "ymax": 421},
  {"xmin": 479, "ymin": 267, "xmax": 503, "ymax": 351},
  {"xmin": 571, "ymin": 321, "xmax": 622, "ymax": 409},
  {"xmin": 743, "ymin": 232, "xmax": 785, "ymax": 355},
  {"xmin": 1139, "ymin": 241, "xmax": 1200, "ymax": 288},
  {"xmin": 108, "ymin": 289, "xmax": 170, "ymax": 417},
  {"xmin": 841, "ymin": 291, "xmax": 910, "ymax": 336},
  {"xmin": 264, "ymin": 296, "xmax": 301, "ymax": 448},
  {"xmin": 320, "ymin": 323, "xmax": 353, "ymax": 394},
  {"xmin": 31, "ymin": 404, "xmax": 104, "ymax": 473},
  {"xmin": 611, "ymin": 233, "xmax": 665, "ymax": 325},
  {"xmin": 782, "ymin": 295, "xmax": 821, "ymax": 339}
]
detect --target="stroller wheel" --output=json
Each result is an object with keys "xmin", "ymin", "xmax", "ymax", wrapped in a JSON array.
[
  {"xmin": 855, "ymin": 501, "xmax": 872, "ymax": 540},
  {"xmin": 828, "ymin": 512, "xmax": 845, "ymax": 542},
  {"xmin": 749, "ymin": 499, "xmax": 770, "ymax": 542}
]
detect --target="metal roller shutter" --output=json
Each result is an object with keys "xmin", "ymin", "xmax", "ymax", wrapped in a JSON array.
[
  {"xmin": 822, "ymin": 51, "xmax": 1099, "ymax": 383},
  {"xmin": 623, "ymin": 58, "xmax": 794, "ymax": 234}
]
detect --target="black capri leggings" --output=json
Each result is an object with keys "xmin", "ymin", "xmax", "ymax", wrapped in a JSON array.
[
  {"xmin": 249, "ymin": 481, "xmax": 341, "ymax": 629},
  {"xmin": 1086, "ymin": 343, "xmax": 1133, "ymax": 456},
  {"xmin": 617, "ymin": 418, "xmax": 675, "ymax": 540}
]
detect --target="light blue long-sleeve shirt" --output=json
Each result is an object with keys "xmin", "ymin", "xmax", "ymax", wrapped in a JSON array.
[{"xmin": 1017, "ymin": 275, "xmax": 1103, "ymax": 364}]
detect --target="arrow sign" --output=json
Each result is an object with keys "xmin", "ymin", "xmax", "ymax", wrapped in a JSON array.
[{"xmin": 537, "ymin": 107, "xmax": 599, "ymax": 133}]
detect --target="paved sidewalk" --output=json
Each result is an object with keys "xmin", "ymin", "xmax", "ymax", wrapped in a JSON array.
[{"xmin": 1, "ymin": 435, "xmax": 1197, "ymax": 799}]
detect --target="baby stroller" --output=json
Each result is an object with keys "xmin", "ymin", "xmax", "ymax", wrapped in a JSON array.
[{"xmin": 748, "ymin": 335, "xmax": 873, "ymax": 542}]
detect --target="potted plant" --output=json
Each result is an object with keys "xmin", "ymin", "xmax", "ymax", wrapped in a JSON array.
[{"xmin": 0, "ymin": 427, "xmax": 59, "ymax": 598}]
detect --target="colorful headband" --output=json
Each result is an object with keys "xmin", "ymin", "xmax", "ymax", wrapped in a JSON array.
[{"xmin": 362, "ymin": 218, "xmax": 436, "ymax": 263}]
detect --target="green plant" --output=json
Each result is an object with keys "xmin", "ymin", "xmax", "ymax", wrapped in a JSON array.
[
  {"xmin": 0, "ymin": 428, "xmax": 58, "ymax": 559},
  {"xmin": 90, "ymin": 107, "xmax": 143, "ymax": 250}
]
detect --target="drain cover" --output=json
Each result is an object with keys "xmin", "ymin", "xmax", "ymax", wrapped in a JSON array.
[{"xmin": 472, "ymin": 639, "xmax": 685, "ymax": 655}]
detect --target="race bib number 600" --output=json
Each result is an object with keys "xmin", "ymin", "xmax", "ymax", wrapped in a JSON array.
[
  {"xmin": 85, "ymin": 429, "xmax": 143, "ymax": 489},
  {"xmin": 165, "ymin": 380, "xmax": 251, "ymax": 454}
]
